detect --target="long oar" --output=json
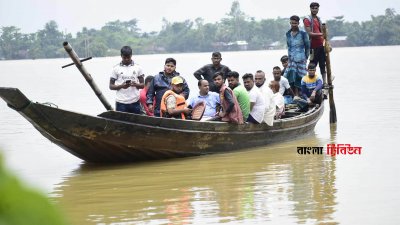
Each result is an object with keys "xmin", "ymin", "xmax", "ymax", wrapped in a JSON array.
[
  {"xmin": 322, "ymin": 24, "xmax": 337, "ymax": 124},
  {"xmin": 62, "ymin": 42, "xmax": 113, "ymax": 111}
]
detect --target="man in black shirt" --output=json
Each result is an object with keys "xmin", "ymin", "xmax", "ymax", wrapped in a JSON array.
[{"xmin": 194, "ymin": 52, "xmax": 231, "ymax": 93}]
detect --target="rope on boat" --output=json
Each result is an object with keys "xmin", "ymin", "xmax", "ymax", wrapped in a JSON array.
[{"xmin": 41, "ymin": 102, "xmax": 58, "ymax": 108}]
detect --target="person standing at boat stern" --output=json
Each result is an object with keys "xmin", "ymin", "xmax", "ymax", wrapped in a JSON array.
[
  {"xmin": 194, "ymin": 52, "xmax": 231, "ymax": 93},
  {"xmin": 285, "ymin": 15, "xmax": 310, "ymax": 98},
  {"xmin": 160, "ymin": 76, "xmax": 192, "ymax": 119},
  {"xmin": 109, "ymin": 46, "xmax": 144, "ymax": 114},
  {"xmin": 303, "ymin": 2, "xmax": 326, "ymax": 86},
  {"xmin": 146, "ymin": 58, "xmax": 190, "ymax": 117},
  {"xmin": 213, "ymin": 72, "xmax": 243, "ymax": 124}
]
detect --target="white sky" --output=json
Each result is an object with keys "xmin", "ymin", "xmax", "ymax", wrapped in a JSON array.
[{"xmin": 1, "ymin": 0, "xmax": 399, "ymax": 34}]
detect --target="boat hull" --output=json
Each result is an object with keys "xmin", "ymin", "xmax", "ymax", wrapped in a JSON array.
[{"xmin": 0, "ymin": 87, "xmax": 323, "ymax": 163}]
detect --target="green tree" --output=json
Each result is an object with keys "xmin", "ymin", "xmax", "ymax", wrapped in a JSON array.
[{"xmin": 36, "ymin": 21, "xmax": 65, "ymax": 58}]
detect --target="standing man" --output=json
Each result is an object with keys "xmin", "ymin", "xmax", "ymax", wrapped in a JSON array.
[
  {"xmin": 194, "ymin": 52, "xmax": 231, "ymax": 92},
  {"xmin": 303, "ymin": 2, "xmax": 326, "ymax": 85},
  {"xmin": 109, "ymin": 46, "xmax": 144, "ymax": 114},
  {"xmin": 146, "ymin": 58, "xmax": 190, "ymax": 117},
  {"xmin": 285, "ymin": 15, "xmax": 310, "ymax": 97},
  {"xmin": 242, "ymin": 73, "xmax": 266, "ymax": 124}
]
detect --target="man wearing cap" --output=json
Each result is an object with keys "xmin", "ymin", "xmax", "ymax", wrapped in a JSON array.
[
  {"xmin": 109, "ymin": 46, "xmax": 144, "ymax": 114},
  {"xmin": 146, "ymin": 58, "xmax": 190, "ymax": 117},
  {"xmin": 160, "ymin": 76, "xmax": 192, "ymax": 119},
  {"xmin": 303, "ymin": 2, "xmax": 327, "ymax": 86}
]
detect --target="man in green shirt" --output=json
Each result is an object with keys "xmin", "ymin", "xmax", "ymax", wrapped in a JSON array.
[{"xmin": 226, "ymin": 71, "xmax": 250, "ymax": 121}]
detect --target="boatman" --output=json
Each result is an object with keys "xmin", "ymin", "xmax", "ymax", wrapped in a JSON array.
[
  {"xmin": 160, "ymin": 76, "xmax": 192, "ymax": 119},
  {"xmin": 193, "ymin": 52, "xmax": 231, "ymax": 93},
  {"xmin": 109, "ymin": 46, "xmax": 144, "ymax": 114},
  {"xmin": 303, "ymin": 2, "xmax": 327, "ymax": 86}
]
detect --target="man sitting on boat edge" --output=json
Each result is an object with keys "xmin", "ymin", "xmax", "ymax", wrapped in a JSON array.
[
  {"xmin": 213, "ymin": 72, "xmax": 244, "ymax": 124},
  {"xmin": 160, "ymin": 76, "xmax": 192, "ymax": 119}
]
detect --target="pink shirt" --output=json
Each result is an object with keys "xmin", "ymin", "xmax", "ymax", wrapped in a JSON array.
[{"xmin": 140, "ymin": 88, "xmax": 154, "ymax": 116}]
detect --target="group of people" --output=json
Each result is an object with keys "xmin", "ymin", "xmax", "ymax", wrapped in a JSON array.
[{"xmin": 109, "ymin": 2, "xmax": 327, "ymax": 125}]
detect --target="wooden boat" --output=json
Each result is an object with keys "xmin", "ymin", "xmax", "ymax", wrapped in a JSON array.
[{"xmin": 0, "ymin": 87, "xmax": 324, "ymax": 163}]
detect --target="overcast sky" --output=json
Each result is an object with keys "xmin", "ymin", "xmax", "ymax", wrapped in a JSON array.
[{"xmin": 1, "ymin": 0, "xmax": 399, "ymax": 34}]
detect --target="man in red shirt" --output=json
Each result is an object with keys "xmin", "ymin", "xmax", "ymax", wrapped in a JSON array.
[{"xmin": 303, "ymin": 2, "xmax": 326, "ymax": 86}]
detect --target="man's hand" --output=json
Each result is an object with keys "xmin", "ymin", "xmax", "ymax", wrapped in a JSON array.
[
  {"xmin": 148, "ymin": 104, "xmax": 154, "ymax": 113},
  {"xmin": 218, "ymin": 111, "xmax": 226, "ymax": 118},
  {"xmin": 183, "ymin": 108, "xmax": 192, "ymax": 115},
  {"xmin": 121, "ymin": 82, "xmax": 130, "ymax": 89},
  {"xmin": 310, "ymin": 91, "xmax": 316, "ymax": 102}
]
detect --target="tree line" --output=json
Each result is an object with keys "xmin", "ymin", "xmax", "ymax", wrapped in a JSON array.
[{"xmin": 1, "ymin": 1, "xmax": 399, "ymax": 60}]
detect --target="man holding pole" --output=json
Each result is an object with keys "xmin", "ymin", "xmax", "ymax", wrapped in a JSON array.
[
  {"xmin": 109, "ymin": 46, "xmax": 144, "ymax": 114},
  {"xmin": 303, "ymin": 2, "xmax": 326, "ymax": 87}
]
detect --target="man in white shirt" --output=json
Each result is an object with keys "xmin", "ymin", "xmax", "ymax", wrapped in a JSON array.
[
  {"xmin": 269, "ymin": 66, "xmax": 294, "ymax": 96},
  {"xmin": 109, "ymin": 46, "xmax": 144, "ymax": 114},
  {"xmin": 255, "ymin": 70, "xmax": 276, "ymax": 126},
  {"xmin": 242, "ymin": 73, "xmax": 266, "ymax": 124}
]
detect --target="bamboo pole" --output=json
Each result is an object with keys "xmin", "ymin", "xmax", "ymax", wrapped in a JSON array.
[
  {"xmin": 322, "ymin": 24, "xmax": 337, "ymax": 124},
  {"xmin": 63, "ymin": 42, "xmax": 113, "ymax": 111}
]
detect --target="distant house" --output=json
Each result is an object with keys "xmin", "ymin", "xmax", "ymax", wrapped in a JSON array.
[
  {"xmin": 213, "ymin": 40, "xmax": 248, "ymax": 51},
  {"xmin": 330, "ymin": 36, "xmax": 348, "ymax": 47},
  {"xmin": 267, "ymin": 41, "xmax": 281, "ymax": 50},
  {"xmin": 227, "ymin": 40, "xmax": 248, "ymax": 51}
]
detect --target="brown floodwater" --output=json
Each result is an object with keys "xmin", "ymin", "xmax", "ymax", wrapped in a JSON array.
[{"xmin": 1, "ymin": 46, "xmax": 399, "ymax": 224}]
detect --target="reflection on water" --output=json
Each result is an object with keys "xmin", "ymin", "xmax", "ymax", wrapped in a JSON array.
[
  {"xmin": 4, "ymin": 46, "xmax": 400, "ymax": 224},
  {"xmin": 52, "ymin": 134, "xmax": 337, "ymax": 224}
]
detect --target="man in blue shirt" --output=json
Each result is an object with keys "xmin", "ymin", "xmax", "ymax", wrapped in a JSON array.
[{"xmin": 189, "ymin": 79, "xmax": 220, "ymax": 119}]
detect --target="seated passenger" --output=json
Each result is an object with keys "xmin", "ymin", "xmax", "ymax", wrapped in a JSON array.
[
  {"xmin": 226, "ymin": 71, "xmax": 250, "ymax": 121},
  {"xmin": 139, "ymin": 75, "xmax": 154, "ymax": 116},
  {"xmin": 188, "ymin": 79, "xmax": 220, "ymax": 120},
  {"xmin": 146, "ymin": 58, "xmax": 190, "ymax": 117},
  {"xmin": 242, "ymin": 73, "xmax": 266, "ymax": 124},
  {"xmin": 254, "ymin": 70, "xmax": 276, "ymax": 126},
  {"xmin": 269, "ymin": 66, "xmax": 294, "ymax": 104},
  {"xmin": 213, "ymin": 72, "xmax": 244, "ymax": 124},
  {"xmin": 294, "ymin": 63, "xmax": 323, "ymax": 112},
  {"xmin": 269, "ymin": 81, "xmax": 285, "ymax": 119},
  {"xmin": 160, "ymin": 76, "xmax": 192, "ymax": 119}
]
